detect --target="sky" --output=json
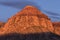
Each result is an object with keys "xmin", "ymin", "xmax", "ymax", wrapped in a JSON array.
[{"xmin": 0, "ymin": 0, "xmax": 60, "ymax": 22}]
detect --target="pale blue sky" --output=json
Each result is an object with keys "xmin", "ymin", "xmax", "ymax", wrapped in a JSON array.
[{"xmin": 0, "ymin": 0, "xmax": 60, "ymax": 22}]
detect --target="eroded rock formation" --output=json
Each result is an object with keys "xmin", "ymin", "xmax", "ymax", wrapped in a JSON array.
[
  {"xmin": 52, "ymin": 22, "xmax": 60, "ymax": 35},
  {"xmin": 0, "ymin": 6, "xmax": 54, "ymax": 35},
  {"xmin": 0, "ymin": 22, "xmax": 5, "ymax": 27}
]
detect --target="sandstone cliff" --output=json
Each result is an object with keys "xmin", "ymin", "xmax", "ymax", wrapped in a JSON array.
[
  {"xmin": 52, "ymin": 22, "xmax": 60, "ymax": 35},
  {"xmin": 0, "ymin": 6, "xmax": 54, "ymax": 35}
]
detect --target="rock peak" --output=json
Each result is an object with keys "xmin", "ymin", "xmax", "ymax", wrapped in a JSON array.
[
  {"xmin": 0, "ymin": 6, "xmax": 54, "ymax": 35},
  {"xmin": 16, "ymin": 5, "xmax": 42, "ymax": 16},
  {"xmin": 15, "ymin": 5, "xmax": 50, "ymax": 20},
  {"xmin": 24, "ymin": 5, "xmax": 37, "ymax": 9}
]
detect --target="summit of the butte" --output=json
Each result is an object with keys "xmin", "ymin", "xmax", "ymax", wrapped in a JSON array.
[
  {"xmin": 0, "ymin": 6, "xmax": 54, "ymax": 35},
  {"xmin": 15, "ymin": 6, "xmax": 50, "ymax": 20}
]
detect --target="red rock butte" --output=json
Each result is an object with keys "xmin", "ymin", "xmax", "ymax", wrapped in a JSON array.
[
  {"xmin": 15, "ymin": 6, "xmax": 50, "ymax": 20},
  {"xmin": 0, "ymin": 6, "xmax": 54, "ymax": 35}
]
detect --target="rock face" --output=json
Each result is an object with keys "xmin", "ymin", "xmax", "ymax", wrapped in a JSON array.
[
  {"xmin": 0, "ymin": 6, "xmax": 54, "ymax": 35},
  {"xmin": 52, "ymin": 22, "xmax": 60, "ymax": 35},
  {"xmin": 0, "ymin": 22, "xmax": 5, "ymax": 27}
]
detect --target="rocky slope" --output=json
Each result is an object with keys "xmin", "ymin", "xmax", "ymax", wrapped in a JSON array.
[
  {"xmin": 52, "ymin": 22, "xmax": 60, "ymax": 35},
  {"xmin": 0, "ymin": 6, "xmax": 60, "ymax": 40},
  {"xmin": 0, "ymin": 6, "xmax": 54, "ymax": 35},
  {"xmin": 0, "ymin": 22, "xmax": 5, "ymax": 27}
]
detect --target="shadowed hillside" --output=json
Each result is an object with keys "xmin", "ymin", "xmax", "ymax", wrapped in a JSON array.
[{"xmin": 0, "ymin": 32, "xmax": 60, "ymax": 40}]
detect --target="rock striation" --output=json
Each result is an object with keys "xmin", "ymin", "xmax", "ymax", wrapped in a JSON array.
[{"xmin": 0, "ymin": 6, "xmax": 54, "ymax": 35}]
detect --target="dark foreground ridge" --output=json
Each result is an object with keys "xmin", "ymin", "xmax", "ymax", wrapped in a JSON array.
[{"xmin": 0, "ymin": 32, "xmax": 60, "ymax": 40}]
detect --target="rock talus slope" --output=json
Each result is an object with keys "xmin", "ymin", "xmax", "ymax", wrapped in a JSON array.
[{"xmin": 0, "ymin": 6, "xmax": 54, "ymax": 35}]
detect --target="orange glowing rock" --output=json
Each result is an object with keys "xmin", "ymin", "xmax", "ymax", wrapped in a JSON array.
[
  {"xmin": 0, "ymin": 6, "xmax": 54, "ymax": 35},
  {"xmin": 52, "ymin": 22, "xmax": 60, "ymax": 35},
  {"xmin": 0, "ymin": 21, "xmax": 5, "ymax": 27}
]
